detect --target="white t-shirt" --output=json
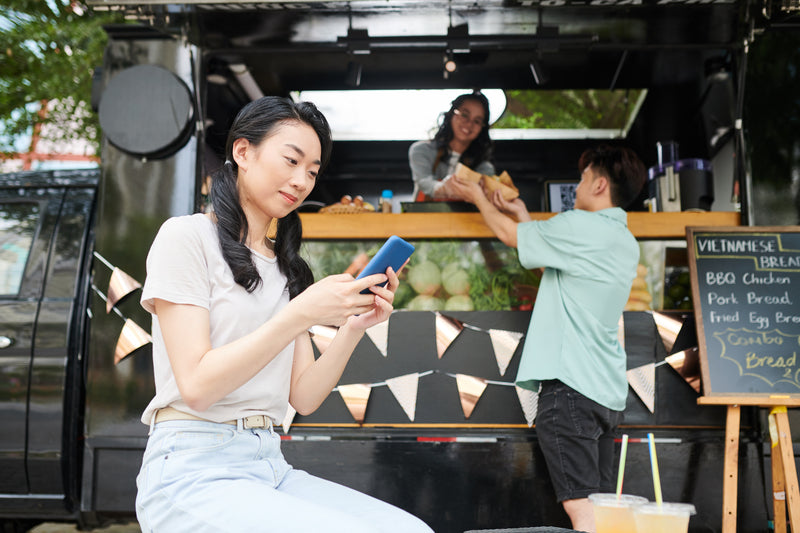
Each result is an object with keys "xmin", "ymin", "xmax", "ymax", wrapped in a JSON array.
[{"xmin": 140, "ymin": 213, "xmax": 293, "ymax": 425}]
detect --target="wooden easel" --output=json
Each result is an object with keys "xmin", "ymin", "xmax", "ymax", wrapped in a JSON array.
[{"xmin": 697, "ymin": 396, "xmax": 800, "ymax": 533}]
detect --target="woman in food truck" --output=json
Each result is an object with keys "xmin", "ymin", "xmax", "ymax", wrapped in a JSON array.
[{"xmin": 409, "ymin": 91, "xmax": 495, "ymax": 201}]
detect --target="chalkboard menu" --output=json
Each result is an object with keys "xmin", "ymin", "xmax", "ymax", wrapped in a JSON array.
[{"xmin": 687, "ymin": 226, "xmax": 800, "ymax": 398}]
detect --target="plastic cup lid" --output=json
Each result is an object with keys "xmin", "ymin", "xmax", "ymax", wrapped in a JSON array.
[
  {"xmin": 588, "ymin": 493, "xmax": 648, "ymax": 507},
  {"xmin": 634, "ymin": 502, "xmax": 697, "ymax": 516}
]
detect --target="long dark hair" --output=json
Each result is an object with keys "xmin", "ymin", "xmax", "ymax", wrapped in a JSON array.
[
  {"xmin": 432, "ymin": 91, "xmax": 493, "ymax": 169},
  {"xmin": 211, "ymin": 96, "xmax": 332, "ymax": 298}
]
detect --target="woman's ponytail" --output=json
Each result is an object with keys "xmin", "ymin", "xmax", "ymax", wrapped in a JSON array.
[
  {"xmin": 274, "ymin": 211, "xmax": 314, "ymax": 299},
  {"xmin": 211, "ymin": 160, "xmax": 263, "ymax": 292}
]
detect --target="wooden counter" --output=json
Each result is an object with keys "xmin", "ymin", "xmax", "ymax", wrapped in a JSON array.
[{"xmin": 300, "ymin": 211, "xmax": 741, "ymax": 240}]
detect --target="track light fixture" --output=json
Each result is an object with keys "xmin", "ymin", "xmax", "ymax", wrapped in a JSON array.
[
  {"xmin": 345, "ymin": 60, "xmax": 362, "ymax": 87},
  {"xmin": 447, "ymin": 23, "xmax": 470, "ymax": 54},
  {"xmin": 529, "ymin": 57, "xmax": 548, "ymax": 86},
  {"xmin": 346, "ymin": 27, "xmax": 370, "ymax": 55},
  {"xmin": 443, "ymin": 52, "xmax": 457, "ymax": 79}
]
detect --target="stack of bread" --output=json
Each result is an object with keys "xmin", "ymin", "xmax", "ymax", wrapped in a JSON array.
[
  {"xmin": 319, "ymin": 195, "xmax": 376, "ymax": 214},
  {"xmin": 454, "ymin": 163, "xmax": 519, "ymax": 201},
  {"xmin": 625, "ymin": 264, "xmax": 653, "ymax": 311}
]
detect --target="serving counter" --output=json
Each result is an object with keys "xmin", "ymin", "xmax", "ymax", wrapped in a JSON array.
[{"xmin": 299, "ymin": 211, "xmax": 741, "ymax": 239}]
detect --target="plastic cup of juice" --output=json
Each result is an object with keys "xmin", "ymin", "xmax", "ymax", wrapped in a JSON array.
[
  {"xmin": 632, "ymin": 501, "xmax": 697, "ymax": 533},
  {"xmin": 588, "ymin": 493, "xmax": 648, "ymax": 533}
]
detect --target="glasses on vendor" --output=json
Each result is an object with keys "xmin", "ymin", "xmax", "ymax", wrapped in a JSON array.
[{"xmin": 452, "ymin": 108, "xmax": 486, "ymax": 128}]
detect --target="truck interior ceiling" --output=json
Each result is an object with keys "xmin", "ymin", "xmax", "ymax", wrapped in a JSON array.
[{"xmin": 95, "ymin": 0, "xmax": 758, "ymax": 216}]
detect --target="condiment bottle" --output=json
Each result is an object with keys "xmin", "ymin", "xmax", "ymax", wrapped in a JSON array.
[{"xmin": 380, "ymin": 189, "xmax": 393, "ymax": 213}]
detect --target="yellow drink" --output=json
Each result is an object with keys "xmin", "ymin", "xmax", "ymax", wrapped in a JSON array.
[
  {"xmin": 633, "ymin": 502, "xmax": 696, "ymax": 533},
  {"xmin": 588, "ymin": 493, "xmax": 648, "ymax": 533},
  {"xmin": 593, "ymin": 504, "xmax": 638, "ymax": 533}
]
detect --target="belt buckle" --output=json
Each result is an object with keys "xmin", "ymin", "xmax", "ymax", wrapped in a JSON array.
[{"xmin": 243, "ymin": 414, "xmax": 268, "ymax": 429}]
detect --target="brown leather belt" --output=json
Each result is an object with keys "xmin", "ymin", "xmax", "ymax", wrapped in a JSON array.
[{"xmin": 154, "ymin": 406, "xmax": 273, "ymax": 430}]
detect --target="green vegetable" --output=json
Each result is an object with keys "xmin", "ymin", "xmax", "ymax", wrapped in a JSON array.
[
  {"xmin": 407, "ymin": 294, "xmax": 445, "ymax": 311},
  {"xmin": 444, "ymin": 294, "xmax": 474, "ymax": 311},
  {"xmin": 408, "ymin": 261, "xmax": 442, "ymax": 295},
  {"xmin": 442, "ymin": 263, "xmax": 470, "ymax": 296}
]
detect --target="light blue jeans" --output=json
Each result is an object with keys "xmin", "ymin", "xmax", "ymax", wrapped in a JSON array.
[{"xmin": 136, "ymin": 420, "xmax": 434, "ymax": 532}]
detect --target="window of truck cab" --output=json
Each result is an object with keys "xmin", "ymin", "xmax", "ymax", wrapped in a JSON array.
[{"xmin": 0, "ymin": 202, "xmax": 39, "ymax": 295}]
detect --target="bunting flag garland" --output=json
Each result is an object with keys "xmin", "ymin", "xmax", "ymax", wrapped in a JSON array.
[
  {"xmin": 454, "ymin": 373, "xmax": 489, "ymax": 419},
  {"xmin": 626, "ymin": 345, "xmax": 701, "ymax": 413},
  {"xmin": 106, "ymin": 267, "xmax": 143, "ymax": 313},
  {"xmin": 623, "ymin": 313, "xmax": 703, "ymax": 412},
  {"xmin": 287, "ymin": 371, "xmax": 530, "ymax": 426},
  {"xmin": 488, "ymin": 329, "xmax": 524, "ymax": 376},
  {"xmin": 435, "ymin": 312, "xmax": 465, "ymax": 359},
  {"xmin": 651, "ymin": 311, "xmax": 684, "ymax": 354},
  {"xmin": 282, "ymin": 404, "xmax": 297, "ymax": 433},
  {"xmin": 310, "ymin": 325, "xmax": 338, "ymax": 353},
  {"xmin": 94, "ymin": 252, "xmax": 142, "ymax": 313},
  {"xmin": 114, "ymin": 319, "xmax": 153, "ymax": 364},
  {"xmin": 385, "ymin": 373, "xmax": 419, "ymax": 422},
  {"xmin": 337, "ymin": 383, "xmax": 372, "ymax": 424},
  {"xmin": 365, "ymin": 319, "xmax": 390, "ymax": 357},
  {"xmin": 626, "ymin": 363, "xmax": 656, "ymax": 413},
  {"xmin": 665, "ymin": 346, "xmax": 702, "ymax": 394},
  {"xmin": 92, "ymin": 284, "xmax": 152, "ymax": 364},
  {"xmin": 433, "ymin": 312, "xmax": 525, "ymax": 374},
  {"xmin": 514, "ymin": 385, "xmax": 539, "ymax": 427}
]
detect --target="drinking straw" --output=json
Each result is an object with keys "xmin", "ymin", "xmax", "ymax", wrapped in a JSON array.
[
  {"xmin": 616, "ymin": 434, "xmax": 629, "ymax": 499},
  {"xmin": 647, "ymin": 432, "xmax": 663, "ymax": 505}
]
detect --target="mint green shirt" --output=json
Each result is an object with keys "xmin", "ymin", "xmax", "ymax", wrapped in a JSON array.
[{"xmin": 514, "ymin": 208, "xmax": 638, "ymax": 411}]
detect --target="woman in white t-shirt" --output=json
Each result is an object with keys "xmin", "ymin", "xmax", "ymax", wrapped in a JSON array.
[
  {"xmin": 408, "ymin": 91, "xmax": 495, "ymax": 201},
  {"xmin": 136, "ymin": 96, "xmax": 433, "ymax": 533}
]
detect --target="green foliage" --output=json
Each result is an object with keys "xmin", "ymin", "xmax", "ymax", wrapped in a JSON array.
[
  {"xmin": 495, "ymin": 89, "xmax": 644, "ymax": 130},
  {"xmin": 0, "ymin": 1, "xmax": 123, "ymax": 154}
]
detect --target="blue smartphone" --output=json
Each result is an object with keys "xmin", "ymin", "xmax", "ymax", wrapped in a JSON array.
[{"xmin": 355, "ymin": 235, "xmax": 415, "ymax": 294}]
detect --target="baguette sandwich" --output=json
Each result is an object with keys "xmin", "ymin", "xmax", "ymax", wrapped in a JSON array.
[{"xmin": 454, "ymin": 163, "xmax": 519, "ymax": 201}]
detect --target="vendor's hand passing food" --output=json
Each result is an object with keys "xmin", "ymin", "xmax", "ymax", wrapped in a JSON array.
[
  {"xmin": 450, "ymin": 174, "xmax": 485, "ymax": 204},
  {"xmin": 432, "ymin": 175, "xmax": 463, "ymax": 200}
]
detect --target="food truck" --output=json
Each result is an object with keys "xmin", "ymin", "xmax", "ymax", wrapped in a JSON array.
[{"xmin": 1, "ymin": 0, "xmax": 798, "ymax": 531}]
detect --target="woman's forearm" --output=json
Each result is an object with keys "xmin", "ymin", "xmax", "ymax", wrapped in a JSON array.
[{"xmin": 289, "ymin": 323, "xmax": 364, "ymax": 414}]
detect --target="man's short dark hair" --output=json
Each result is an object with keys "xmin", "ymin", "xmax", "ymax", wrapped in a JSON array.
[{"xmin": 578, "ymin": 145, "xmax": 646, "ymax": 209}]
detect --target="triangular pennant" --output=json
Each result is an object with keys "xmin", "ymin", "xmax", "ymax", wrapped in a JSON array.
[
  {"xmin": 365, "ymin": 319, "xmax": 389, "ymax": 357},
  {"xmin": 309, "ymin": 325, "xmax": 338, "ymax": 353},
  {"xmin": 651, "ymin": 311, "xmax": 683, "ymax": 355},
  {"xmin": 338, "ymin": 383, "xmax": 371, "ymax": 424},
  {"xmin": 488, "ymin": 328, "xmax": 524, "ymax": 376},
  {"xmin": 665, "ymin": 346, "xmax": 702, "ymax": 394},
  {"xmin": 282, "ymin": 404, "xmax": 296, "ymax": 434},
  {"xmin": 435, "ymin": 312, "xmax": 464, "ymax": 359},
  {"xmin": 455, "ymin": 374, "xmax": 488, "ymax": 419},
  {"xmin": 618, "ymin": 314, "xmax": 626, "ymax": 350},
  {"xmin": 515, "ymin": 385, "xmax": 539, "ymax": 427},
  {"xmin": 385, "ymin": 373, "xmax": 419, "ymax": 422},
  {"xmin": 626, "ymin": 363, "xmax": 655, "ymax": 413},
  {"xmin": 106, "ymin": 267, "xmax": 142, "ymax": 313},
  {"xmin": 114, "ymin": 319, "xmax": 152, "ymax": 364}
]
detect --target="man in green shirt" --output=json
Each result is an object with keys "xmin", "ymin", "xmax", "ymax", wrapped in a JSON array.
[{"xmin": 451, "ymin": 145, "xmax": 646, "ymax": 532}]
